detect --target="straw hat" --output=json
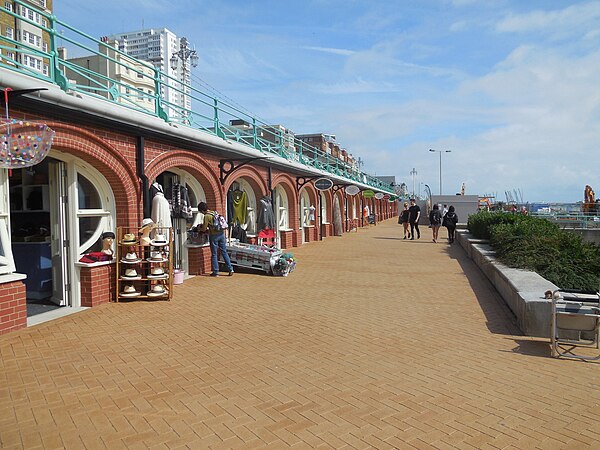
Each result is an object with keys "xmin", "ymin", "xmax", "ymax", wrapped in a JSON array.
[
  {"xmin": 147, "ymin": 251, "xmax": 165, "ymax": 262},
  {"xmin": 121, "ymin": 233, "xmax": 137, "ymax": 244},
  {"xmin": 120, "ymin": 285, "xmax": 141, "ymax": 297},
  {"xmin": 147, "ymin": 284, "xmax": 168, "ymax": 297},
  {"xmin": 151, "ymin": 233, "xmax": 168, "ymax": 246},
  {"xmin": 147, "ymin": 267, "xmax": 168, "ymax": 279},
  {"xmin": 140, "ymin": 218, "xmax": 155, "ymax": 230},
  {"xmin": 121, "ymin": 252, "xmax": 141, "ymax": 263},
  {"xmin": 122, "ymin": 268, "xmax": 141, "ymax": 279}
]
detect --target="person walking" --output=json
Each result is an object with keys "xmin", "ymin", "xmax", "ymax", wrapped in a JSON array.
[
  {"xmin": 197, "ymin": 202, "xmax": 234, "ymax": 276},
  {"xmin": 408, "ymin": 198, "xmax": 421, "ymax": 240},
  {"xmin": 429, "ymin": 203, "xmax": 443, "ymax": 243},
  {"xmin": 398, "ymin": 202, "xmax": 410, "ymax": 239},
  {"xmin": 443, "ymin": 205, "xmax": 459, "ymax": 243}
]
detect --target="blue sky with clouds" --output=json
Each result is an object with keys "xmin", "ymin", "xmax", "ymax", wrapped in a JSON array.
[{"xmin": 56, "ymin": 0, "xmax": 600, "ymax": 202}]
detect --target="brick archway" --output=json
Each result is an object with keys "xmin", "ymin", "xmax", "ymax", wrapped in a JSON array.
[
  {"xmin": 224, "ymin": 165, "xmax": 269, "ymax": 198},
  {"xmin": 272, "ymin": 173, "xmax": 298, "ymax": 226},
  {"xmin": 145, "ymin": 151, "xmax": 223, "ymax": 210},
  {"xmin": 272, "ymin": 173, "xmax": 298, "ymax": 248},
  {"xmin": 48, "ymin": 122, "xmax": 139, "ymax": 226}
]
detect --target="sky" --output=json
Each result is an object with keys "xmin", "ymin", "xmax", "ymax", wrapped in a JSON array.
[{"xmin": 55, "ymin": 0, "xmax": 600, "ymax": 203}]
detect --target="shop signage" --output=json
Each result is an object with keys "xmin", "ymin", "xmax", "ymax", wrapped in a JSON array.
[
  {"xmin": 362, "ymin": 190, "xmax": 374, "ymax": 198},
  {"xmin": 374, "ymin": 192, "xmax": 384, "ymax": 200},
  {"xmin": 383, "ymin": 194, "xmax": 391, "ymax": 200},
  {"xmin": 314, "ymin": 178, "xmax": 333, "ymax": 191},
  {"xmin": 345, "ymin": 185, "xmax": 360, "ymax": 196}
]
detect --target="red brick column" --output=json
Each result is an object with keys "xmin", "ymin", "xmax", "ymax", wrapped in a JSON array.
[
  {"xmin": 304, "ymin": 227, "xmax": 318, "ymax": 242},
  {"xmin": 188, "ymin": 246, "xmax": 212, "ymax": 275},
  {"xmin": 79, "ymin": 263, "xmax": 116, "ymax": 306},
  {"xmin": 279, "ymin": 230, "xmax": 294, "ymax": 249},
  {"xmin": 291, "ymin": 229, "xmax": 303, "ymax": 247},
  {"xmin": 0, "ymin": 280, "xmax": 27, "ymax": 335}
]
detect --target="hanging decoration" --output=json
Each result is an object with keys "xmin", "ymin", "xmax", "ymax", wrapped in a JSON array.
[{"xmin": 0, "ymin": 87, "xmax": 54, "ymax": 169}]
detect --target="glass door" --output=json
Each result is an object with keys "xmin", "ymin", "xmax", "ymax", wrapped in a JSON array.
[{"xmin": 49, "ymin": 160, "xmax": 70, "ymax": 306}]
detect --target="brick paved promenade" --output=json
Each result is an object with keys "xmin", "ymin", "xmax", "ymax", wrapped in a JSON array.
[{"xmin": 1, "ymin": 220, "xmax": 600, "ymax": 449}]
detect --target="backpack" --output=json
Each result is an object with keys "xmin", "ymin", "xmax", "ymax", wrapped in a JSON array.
[
  {"xmin": 210, "ymin": 212, "xmax": 228, "ymax": 232},
  {"xmin": 443, "ymin": 212, "xmax": 457, "ymax": 227}
]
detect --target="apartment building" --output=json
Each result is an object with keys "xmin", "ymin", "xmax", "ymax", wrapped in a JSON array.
[
  {"xmin": 0, "ymin": 0, "xmax": 52, "ymax": 76},
  {"xmin": 107, "ymin": 28, "xmax": 194, "ymax": 119},
  {"xmin": 64, "ymin": 38, "xmax": 156, "ymax": 113}
]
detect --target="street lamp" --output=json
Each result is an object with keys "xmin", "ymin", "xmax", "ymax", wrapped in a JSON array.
[
  {"xmin": 170, "ymin": 37, "xmax": 198, "ymax": 119},
  {"xmin": 170, "ymin": 37, "xmax": 199, "ymax": 78},
  {"xmin": 429, "ymin": 149, "xmax": 451, "ymax": 195},
  {"xmin": 409, "ymin": 167, "xmax": 417, "ymax": 198}
]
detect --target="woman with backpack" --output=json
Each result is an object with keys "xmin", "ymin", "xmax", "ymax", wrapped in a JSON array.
[
  {"xmin": 443, "ymin": 205, "xmax": 459, "ymax": 244},
  {"xmin": 428, "ymin": 203, "xmax": 443, "ymax": 243},
  {"xmin": 197, "ymin": 202, "xmax": 234, "ymax": 277}
]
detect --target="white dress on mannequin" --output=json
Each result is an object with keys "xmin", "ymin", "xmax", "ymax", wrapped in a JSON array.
[{"xmin": 151, "ymin": 192, "xmax": 172, "ymax": 229}]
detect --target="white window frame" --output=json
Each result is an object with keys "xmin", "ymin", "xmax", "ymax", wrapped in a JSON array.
[
  {"xmin": 320, "ymin": 192, "xmax": 328, "ymax": 223},
  {"xmin": 0, "ymin": 169, "xmax": 15, "ymax": 273},
  {"xmin": 299, "ymin": 189, "xmax": 310, "ymax": 228},
  {"xmin": 275, "ymin": 187, "xmax": 288, "ymax": 230},
  {"xmin": 72, "ymin": 162, "xmax": 115, "ymax": 257}
]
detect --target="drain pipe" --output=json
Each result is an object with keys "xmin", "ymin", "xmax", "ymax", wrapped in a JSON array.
[{"xmin": 136, "ymin": 135, "xmax": 150, "ymax": 218}]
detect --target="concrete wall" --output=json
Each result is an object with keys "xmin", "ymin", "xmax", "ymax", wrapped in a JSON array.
[
  {"xmin": 457, "ymin": 230, "xmax": 557, "ymax": 337},
  {"xmin": 430, "ymin": 195, "xmax": 479, "ymax": 224}
]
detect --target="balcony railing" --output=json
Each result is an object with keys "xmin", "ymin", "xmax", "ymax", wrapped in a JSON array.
[{"xmin": 0, "ymin": 0, "xmax": 392, "ymax": 193}]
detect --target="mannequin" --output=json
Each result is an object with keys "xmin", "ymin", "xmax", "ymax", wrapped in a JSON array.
[
  {"xmin": 140, "ymin": 218, "xmax": 156, "ymax": 246},
  {"xmin": 100, "ymin": 231, "xmax": 115, "ymax": 256}
]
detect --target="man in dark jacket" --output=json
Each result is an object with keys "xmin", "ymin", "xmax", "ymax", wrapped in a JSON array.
[{"xmin": 408, "ymin": 198, "xmax": 421, "ymax": 240}]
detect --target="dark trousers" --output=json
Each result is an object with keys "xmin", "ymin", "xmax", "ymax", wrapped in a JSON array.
[
  {"xmin": 409, "ymin": 221, "xmax": 420, "ymax": 239},
  {"xmin": 447, "ymin": 226, "xmax": 456, "ymax": 243}
]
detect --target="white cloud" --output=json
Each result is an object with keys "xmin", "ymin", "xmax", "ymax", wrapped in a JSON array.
[
  {"xmin": 496, "ymin": 2, "xmax": 600, "ymax": 34},
  {"xmin": 302, "ymin": 46, "xmax": 356, "ymax": 56}
]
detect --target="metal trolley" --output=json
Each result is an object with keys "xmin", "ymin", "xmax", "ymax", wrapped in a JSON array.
[{"xmin": 551, "ymin": 289, "xmax": 600, "ymax": 360}]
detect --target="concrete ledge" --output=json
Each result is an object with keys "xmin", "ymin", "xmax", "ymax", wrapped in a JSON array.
[{"xmin": 457, "ymin": 231, "xmax": 557, "ymax": 337}]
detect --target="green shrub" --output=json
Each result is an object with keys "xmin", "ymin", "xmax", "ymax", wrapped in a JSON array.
[
  {"xmin": 468, "ymin": 211, "xmax": 600, "ymax": 290},
  {"xmin": 467, "ymin": 211, "xmax": 518, "ymax": 239}
]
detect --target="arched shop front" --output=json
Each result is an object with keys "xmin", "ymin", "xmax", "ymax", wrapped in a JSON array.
[
  {"xmin": 226, "ymin": 177, "xmax": 259, "ymax": 244},
  {"xmin": 8, "ymin": 151, "xmax": 116, "ymax": 317},
  {"xmin": 152, "ymin": 169, "xmax": 205, "ymax": 277}
]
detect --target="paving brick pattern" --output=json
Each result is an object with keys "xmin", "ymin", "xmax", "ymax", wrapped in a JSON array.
[{"xmin": 1, "ymin": 220, "xmax": 600, "ymax": 449}]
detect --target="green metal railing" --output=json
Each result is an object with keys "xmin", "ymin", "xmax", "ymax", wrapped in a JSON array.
[{"xmin": 0, "ymin": 1, "xmax": 392, "ymax": 193}]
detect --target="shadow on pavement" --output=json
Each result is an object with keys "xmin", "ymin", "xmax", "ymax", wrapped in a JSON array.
[
  {"xmin": 444, "ymin": 242, "xmax": 523, "ymax": 336},
  {"xmin": 504, "ymin": 338, "xmax": 551, "ymax": 358}
]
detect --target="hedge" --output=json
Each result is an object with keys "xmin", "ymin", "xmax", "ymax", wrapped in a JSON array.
[{"xmin": 467, "ymin": 211, "xmax": 600, "ymax": 291}]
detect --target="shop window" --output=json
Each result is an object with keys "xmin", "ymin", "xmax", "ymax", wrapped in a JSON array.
[
  {"xmin": 77, "ymin": 174, "xmax": 101, "ymax": 209},
  {"xmin": 0, "ymin": 169, "xmax": 15, "ymax": 273},
  {"xmin": 275, "ymin": 188, "xmax": 288, "ymax": 229},
  {"xmin": 320, "ymin": 192, "xmax": 328, "ymax": 223},
  {"xmin": 76, "ymin": 170, "xmax": 113, "ymax": 256}
]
